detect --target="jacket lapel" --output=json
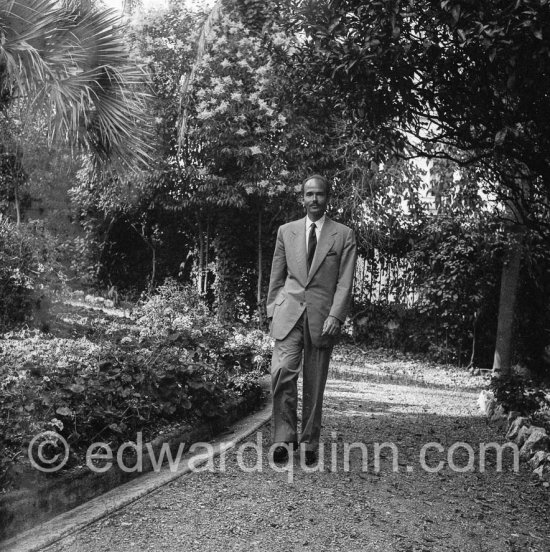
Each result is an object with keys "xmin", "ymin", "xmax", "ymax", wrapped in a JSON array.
[
  {"xmin": 307, "ymin": 216, "xmax": 337, "ymax": 284},
  {"xmin": 291, "ymin": 218, "xmax": 308, "ymax": 285}
]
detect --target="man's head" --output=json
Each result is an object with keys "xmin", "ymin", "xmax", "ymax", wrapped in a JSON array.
[{"xmin": 302, "ymin": 174, "xmax": 330, "ymax": 222}]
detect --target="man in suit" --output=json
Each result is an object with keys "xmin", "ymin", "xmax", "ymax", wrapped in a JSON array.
[{"xmin": 266, "ymin": 174, "xmax": 357, "ymax": 465}]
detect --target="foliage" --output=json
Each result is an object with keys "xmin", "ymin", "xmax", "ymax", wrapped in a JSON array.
[
  {"xmin": 0, "ymin": 286, "xmax": 270, "ymax": 483},
  {"xmin": 286, "ymin": 0, "xmax": 550, "ymax": 220},
  {"xmin": 351, "ymin": 207, "xmax": 550, "ymax": 369},
  {"xmin": 350, "ymin": 302, "xmax": 431, "ymax": 353},
  {"xmin": 351, "ymin": 300, "xmax": 479, "ymax": 365},
  {"xmin": 182, "ymin": 9, "xmax": 301, "ymax": 196},
  {"xmin": 70, "ymin": 2, "xmax": 425, "ymax": 319},
  {"xmin": 334, "ymin": 157, "xmax": 427, "ymax": 256},
  {"xmin": 3, "ymin": 184, "xmax": 93, "ymax": 330},
  {"xmin": 0, "ymin": 0, "xmax": 156, "ymax": 302},
  {"xmin": 0, "ymin": 216, "xmax": 71, "ymax": 331},
  {"xmin": 5, "ymin": 0, "xmax": 547, "ymax": 378},
  {"xmin": 71, "ymin": 2, "xmax": 330, "ymax": 314},
  {"xmin": 512, "ymin": 228, "xmax": 550, "ymax": 375},
  {"xmin": 0, "ymin": 0, "xmax": 153, "ymax": 169},
  {"xmin": 410, "ymin": 215, "xmax": 505, "ymax": 363},
  {"xmin": 172, "ymin": 2, "xmax": 334, "ymax": 319},
  {"xmin": 132, "ymin": 279, "xmax": 272, "ymax": 372},
  {"xmin": 0, "ymin": 218, "xmax": 39, "ymax": 329},
  {"xmin": 490, "ymin": 374, "xmax": 550, "ymax": 416},
  {"xmin": 0, "ymin": 141, "xmax": 28, "ymax": 217},
  {"xmin": 351, "ymin": 190, "xmax": 511, "ymax": 366},
  {"xmin": 68, "ymin": 164, "xmax": 196, "ymax": 292},
  {"xmin": 0, "ymin": 345, "xmax": 226, "ymax": 452}
]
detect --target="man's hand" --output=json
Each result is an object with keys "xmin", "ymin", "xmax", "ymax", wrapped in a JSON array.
[{"xmin": 322, "ymin": 315, "xmax": 341, "ymax": 336}]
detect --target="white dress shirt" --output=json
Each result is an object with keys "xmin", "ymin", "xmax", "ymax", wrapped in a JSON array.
[{"xmin": 306, "ymin": 214, "xmax": 325, "ymax": 251}]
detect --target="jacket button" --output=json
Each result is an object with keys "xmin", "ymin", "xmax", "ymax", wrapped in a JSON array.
[{"xmin": 300, "ymin": 302, "xmax": 304, "ymax": 306}]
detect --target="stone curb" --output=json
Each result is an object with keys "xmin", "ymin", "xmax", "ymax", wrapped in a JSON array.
[
  {"xmin": 0, "ymin": 378, "xmax": 272, "ymax": 551},
  {"xmin": 478, "ymin": 389, "xmax": 550, "ymax": 485}
]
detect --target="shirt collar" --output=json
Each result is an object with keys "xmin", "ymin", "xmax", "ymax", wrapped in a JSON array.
[{"xmin": 306, "ymin": 214, "xmax": 326, "ymax": 231}]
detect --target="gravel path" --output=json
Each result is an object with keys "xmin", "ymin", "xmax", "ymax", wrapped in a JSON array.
[{"xmin": 44, "ymin": 348, "xmax": 550, "ymax": 552}]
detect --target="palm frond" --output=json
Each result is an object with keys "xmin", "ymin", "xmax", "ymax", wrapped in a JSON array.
[{"xmin": 0, "ymin": 0, "xmax": 154, "ymax": 169}]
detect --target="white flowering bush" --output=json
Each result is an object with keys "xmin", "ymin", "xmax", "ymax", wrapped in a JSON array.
[
  {"xmin": 133, "ymin": 279, "xmax": 229, "ymax": 348},
  {"xmin": 178, "ymin": 6, "xmax": 301, "ymax": 202},
  {"xmin": 222, "ymin": 328, "xmax": 272, "ymax": 372}
]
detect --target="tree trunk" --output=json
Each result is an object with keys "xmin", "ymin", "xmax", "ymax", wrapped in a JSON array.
[
  {"xmin": 492, "ymin": 173, "xmax": 528, "ymax": 377},
  {"xmin": 377, "ymin": 254, "xmax": 382, "ymax": 301},
  {"xmin": 369, "ymin": 257, "xmax": 374, "ymax": 303},
  {"xmin": 197, "ymin": 217, "xmax": 204, "ymax": 295},
  {"xmin": 98, "ymin": 217, "xmax": 115, "ymax": 282},
  {"xmin": 214, "ymin": 211, "xmax": 238, "ymax": 324},
  {"xmin": 204, "ymin": 216, "xmax": 210, "ymax": 296},
  {"xmin": 492, "ymin": 236, "xmax": 522, "ymax": 376},
  {"xmin": 14, "ymin": 183, "xmax": 21, "ymax": 226},
  {"xmin": 359, "ymin": 256, "xmax": 366, "ymax": 303},
  {"xmin": 386, "ymin": 258, "xmax": 391, "ymax": 302},
  {"xmin": 466, "ymin": 310, "xmax": 479, "ymax": 370},
  {"xmin": 149, "ymin": 246, "xmax": 156, "ymax": 293},
  {"xmin": 257, "ymin": 207, "xmax": 263, "ymax": 327},
  {"xmin": 130, "ymin": 223, "xmax": 156, "ymax": 294}
]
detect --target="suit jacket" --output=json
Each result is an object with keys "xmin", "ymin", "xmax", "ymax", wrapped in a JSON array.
[{"xmin": 266, "ymin": 215, "xmax": 357, "ymax": 348}]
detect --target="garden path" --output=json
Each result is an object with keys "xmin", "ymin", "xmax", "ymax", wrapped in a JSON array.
[{"xmin": 43, "ymin": 348, "xmax": 550, "ymax": 552}]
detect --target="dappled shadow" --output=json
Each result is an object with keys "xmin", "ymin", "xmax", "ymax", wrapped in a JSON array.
[
  {"xmin": 29, "ymin": 360, "xmax": 550, "ymax": 552},
  {"xmin": 48, "ymin": 302, "xmax": 134, "ymax": 343},
  {"xmin": 314, "ymin": 376, "xmax": 513, "ymax": 476},
  {"xmin": 253, "ymin": 377, "xmax": 549, "ymax": 551},
  {"xmin": 328, "ymin": 362, "xmax": 487, "ymax": 392}
]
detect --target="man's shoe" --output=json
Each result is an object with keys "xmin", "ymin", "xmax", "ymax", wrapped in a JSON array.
[
  {"xmin": 272, "ymin": 442, "xmax": 298, "ymax": 463},
  {"xmin": 272, "ymin": 445, "xmax": 289, "ymax": 463},
  {"xmin": 304, "ymin": 450, "xmax": 317, "ymax": 466}
]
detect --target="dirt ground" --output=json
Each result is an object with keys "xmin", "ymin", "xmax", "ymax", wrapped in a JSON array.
[{"xmin": 44, "ymin": 347, "xmax": 550, "ymax": 552}]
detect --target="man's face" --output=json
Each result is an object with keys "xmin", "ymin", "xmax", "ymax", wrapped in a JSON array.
[{"xmin": 303, "ymin": 178, "xmax": 328, "ymax": 221}]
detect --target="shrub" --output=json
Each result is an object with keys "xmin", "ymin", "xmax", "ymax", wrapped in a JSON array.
[
  {"xmin": 350, "ymin": 302, "xmax": 434, "ymax": 354},
  {"xmin": 0, "ymin": 217, "xmax": 72, "ymax": 331},
  {"xmin": 0, "ymin": 331, "xmax": 269, "ymax": 479},
  {"xmin": 0, "ymin": 217, "xmax": 40, "ymax": 330},
  {"xmin": 134, "ymin": 279, "xmax": 224, "ymax": 342},
  {"xmin": 0, "ymin": 280, "xmax": 271, "ymax": 485},
  {"xmin": 0, "ymin": 344, "xmax": 232, "ymax": 466},
  {"xmin": 133, "ymin": 279, "xmax": 272, "ymax": 372},
  {"xmin": 489, "ymin": 374, "xmax": 549, "ymax": 415}
]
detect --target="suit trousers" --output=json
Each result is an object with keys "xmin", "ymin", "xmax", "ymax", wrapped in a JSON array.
[{"xmin": 270, "ymin": 311, "xmax": 333, "ymax": 451}]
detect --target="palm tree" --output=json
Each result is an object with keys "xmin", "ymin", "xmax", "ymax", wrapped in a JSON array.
[{"xmin": 0, "ymin": 0, "xmax": 152, "ymax": 168}]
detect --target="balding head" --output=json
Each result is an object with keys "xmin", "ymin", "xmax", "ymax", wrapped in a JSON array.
[{"xmin": 301, "ymin": 174, "xmax": 331, "ymax": 197}]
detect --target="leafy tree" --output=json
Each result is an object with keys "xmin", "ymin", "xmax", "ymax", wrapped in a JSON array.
[
  {"xmin": 281, "ymin": 0, "xmax": 550, "ymax": 373},
  {"xmin": 286, "ymin": 1, "xmax": 550, "ymax": 197},
  {"xmin": 410, "ymin": 214, "xmax": 505, "ymax": 365}
]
